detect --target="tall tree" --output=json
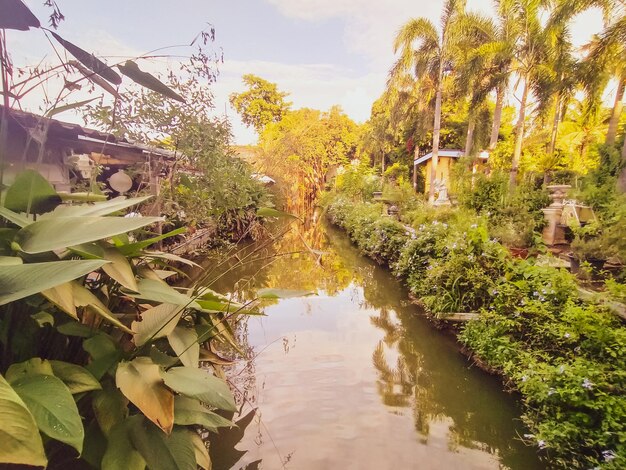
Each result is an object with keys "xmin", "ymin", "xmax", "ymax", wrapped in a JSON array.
[
  {"xmin": 503, "ymin": 0, "xmax": 550, "ymax": 189},
  {"xmin": 229, "ymin": 74, "xmax": 291, "ymax": 134},
  {"xmin": 456, "ymin": 7, "xmax": 517, "ymax": 151},
  {"xmin": 390, "ymin": 0, "xmax": 466, "ymax": 202}
]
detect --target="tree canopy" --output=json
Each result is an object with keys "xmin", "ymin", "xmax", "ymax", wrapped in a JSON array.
[{"xmin": 229, "ymin": 74, "xmax": 291, "ymax": 133}]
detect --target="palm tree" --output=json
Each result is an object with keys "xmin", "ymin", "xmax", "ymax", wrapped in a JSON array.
[
  {"xmin": 390, "ymin": 0, "xmax": 466, "ymax": 202},
  {"xmin": 453, "ymin": 10, "xmax": 516, "ymax": 155},
  {"xmin": 503, "ymin": 0, "xmax": 551, "ymax": 189}
]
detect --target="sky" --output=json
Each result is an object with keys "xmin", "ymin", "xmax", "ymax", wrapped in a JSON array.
[{"xmin": 9, "ymin": 0, "xmax": 608, "ymax": 145}]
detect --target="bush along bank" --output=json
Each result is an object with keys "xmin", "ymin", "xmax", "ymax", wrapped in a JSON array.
[{"xmin": 325, "ymin": 193, "xmax": 626, "ymax": 469}]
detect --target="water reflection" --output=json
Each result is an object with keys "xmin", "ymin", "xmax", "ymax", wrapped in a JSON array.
[{"xmin": 196, "ymin": 221, "xmax": 543, "ymax": 470}]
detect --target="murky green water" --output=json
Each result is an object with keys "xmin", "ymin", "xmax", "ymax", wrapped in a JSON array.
[{"xmin": 196, "ymin": 222, "xmax": 544, "ymax": 470}]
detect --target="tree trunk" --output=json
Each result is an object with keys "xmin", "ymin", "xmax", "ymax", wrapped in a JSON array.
[
  {"xmin": 430, "ymin": 82, "xmax": 443, "ymax": 203},
  {"xmin": 548, "ymin": 92, "xmax": 561, "ymax": 157},
  {"xmin": 489, "ymin": 84, "xmax": 505, "ymax": 150},
  {"xmin": 510, "ymin": 74, "xmax": 529, "ymax": 190},
  {"xmin": 465, "ymin": 117, "xmax": 476, "ymax": 157},
  {"xmin": 606, "ymin": 73, "xmax": 625, "ymax": 146},
  {"xmin": 618, "ymin": 131, "xmax": 626, "ymax": 193}
]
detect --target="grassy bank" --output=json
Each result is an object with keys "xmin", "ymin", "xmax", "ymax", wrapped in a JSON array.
[{"xmin": 321, "ymin": 169, "xmax": 626, "ymax": 469}]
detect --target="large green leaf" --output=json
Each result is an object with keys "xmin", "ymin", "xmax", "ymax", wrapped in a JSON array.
[
  {"xmin": 190, "ymin": 431, "xmax": 211, "ymax": 470},
  {"xmin": 6, "ymin": 358, "xmax": 53, "ymax": 383},
  {"xmin": 116, "ymin": 357, "xmax": 174, "ymax": 434},
  {"xmin": 73, "ymin": 283, "xmax": 133, "ymax": 334},
  {"xmin": 173, "ymin": 396, "xmax": 234, "ymax": 432},
  {"xmin": 14, "ymin": 216, "xmax": 162, "ymax": 254},
  {"xmin": 130, "ymin": 278, "xmax": 198, "ymax": 307},
  {"xmin": 83, "ymin": 334, "xmax": 122, "ymax": 380},
  {"xmin": 102, "ymin": 421, "xmax": 146, "ymax": 470},
  {"xmin": 118, "ymin": 60, "xmax": 185, "ymax": 103},
  {"xmin": 50, "ymin": 196, "xmax": 152, "ymax": 218},
  {"xmin": 49, "ymin": 360, "xmax": 102, "ymax": 394},
  {"xmin": 92, "ymin": 382, "xmax": 128, "ymax": 437},
  {"xmin": 161, "ymin": 367, "xmax": 236, "ymax": 412},
  {"xmin": 51, "ymin": 32, "xmax": 122, "ymax": 85},
  {"xmin": 168, "ymin": 327, "xmax": 199, "ymax": 368},
  {"xmin": 11, "ymin": 374, "xmax": 84, "ymax": 454},
  {"xmin": 129, "ymin": 418, "xmax": 196, "ymax": 470},
  {"xmin": 0, "ymin": 259, "xmax": 107, "ymax": 306},
  {"xmin": 132, "ymin": 303, "xmax": 183, "ymax": 347},
  {"xmin": 0, "ymin": 206, "xmax": 30, "ymax": 228},
  {"xmin": 102, "ymin": 247, "xmax": 138, "ymax": 291},
  {"xmin": 0, "ymin": 374, "xmax": 47, "ymax": 467},
  {"xmin": 42, "ymin": 281, "xmax": 77, "ymax": 319},
  {"xmin": 117, "ymin": 227, "xmax": 186, "ymax": 256},
  {"xmin": 4, "ymin": 169, "xmax": 62, "ymax": 214}
]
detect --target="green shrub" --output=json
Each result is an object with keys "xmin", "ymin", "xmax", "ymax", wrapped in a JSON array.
[{"xmin": 460, "ymin": 261, "xmax": 626, "ymax": 469}]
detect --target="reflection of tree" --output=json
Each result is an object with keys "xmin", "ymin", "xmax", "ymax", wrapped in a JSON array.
[
  {"xmin": 352, "ymin": 243, "xmax": 541, "ymax": 468},
  {"xmin": 196, "ymin": 220, "xmax": 353, "ymax": 301}
]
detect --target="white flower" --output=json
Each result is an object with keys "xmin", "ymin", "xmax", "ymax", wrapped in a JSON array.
[
  {"xmin": 521, "ymin": 375, "xmax": 528, "ymax": 382},
  {"xmin": 548, "ymin": 388, "xmax": 555, "ymax": 396},
  {"xmin": 602, "ymin": 450, "xmax": 616, "ymax": 461},
  {"xmin": 564, "ymin": 333, "xmax": 571, "ymax": 339},
  {"xmin": 537, "ymin": 440, "xmax": 546, "ymax": 449},
  {"xmin": 558, "ymin": 365, "xmax": 565, "ymax": 374},
  {"xmin": 582, "ymin": 378, "xmax": 594, "ymax": 390}
]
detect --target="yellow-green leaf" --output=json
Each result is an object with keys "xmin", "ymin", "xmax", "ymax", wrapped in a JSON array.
[
  {"xmin": 0, "ymin": 374, "xmax": 47, "ymax": 467},
  {"xmin": 12, "ymin": 374, "xmax": 84, "ymax": 454},
  {"xmin": 49, "ymin": 361, "xmax": 102, "ymax": 394},
  {"xmin": 116, "ymin": 357, "xmax": 174, "ymax": 434},
  {"xmin": 132, "ymin": 303, "xmax": 183, "ymax": 347},
  {"xmin": 102, "ymin": 247, "xmax": 138, "ymax": 291},
  {"xmin": 167, "ymin": 327, "xmax": 199, "ymax": 368}
]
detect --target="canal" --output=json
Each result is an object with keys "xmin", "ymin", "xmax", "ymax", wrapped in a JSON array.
[{"xmin": 196, "ymin": 221, "xmax": 543, "ymax": 470}]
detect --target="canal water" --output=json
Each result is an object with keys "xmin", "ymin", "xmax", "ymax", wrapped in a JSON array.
[{"xmin": 197, "ymin": 221, "xmax": 544, "ymax": 470}]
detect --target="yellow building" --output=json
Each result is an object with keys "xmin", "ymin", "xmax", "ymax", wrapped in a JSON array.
[{"xmin": 413, "ymin": 149, "xmax": 463, "ymax": 195}]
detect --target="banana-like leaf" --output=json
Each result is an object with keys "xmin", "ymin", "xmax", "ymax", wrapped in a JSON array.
[
  {"xmin": 42, "ymin": 282, "xmax": 77, "ymax": 319},
  {"xmin": 190, "ymin": 431, "xmax": 211, "ymax": 470},
  {"xmin": 0, "ymin": 260, "xmax": 107, "ymax": 306},
  {"xmin": 132, "ymin": 303, "xmax": 183, "ymax": 347},
  {"xmin": 11, "ymin": 374, "xmax": 84, "ymax": 454},
  {"xmin": 49, "ymin": 195, "xmax": 152, "ymax": 218},
  {"xmin": 0, "ymin": 256, "xmax": 22, "ymax": 266},
  {"xmin": 130, "ymin": 278, "xmax": 197, "ymax": 307},
  {"xmin": 0, "ymin": 206, "xmax": 29, "ymax": 228},
  {"xmin": 102, "ymin": 247, "xmax": 138, "ymax": 291},
  {"xmin": 0, "ymin": 374, "xmax": 47, "ymax": 467},
  {"xmin": 129, "ymin": 417, "xmax": 196, "ymax": 470},
  {"xmin": 0, "ymin": 0, "xmax": 40, "ymax": 30},
  {"xmin": 117, "ymin": 227, "xmax": 186, "ymax": 256},
  {"xmin": 173, "ymin": 396, "xmax": 234, "ymax": 431},
  {"xmin": 167, "ymin": 327, "xmax": 199, "ymax": 368},
  {"xmin": 101, "ymin": 421, "xmax": 146, "ymax": 470},
  {"xmin": 49, "ymin": 361, "xmax": 102, "ymax": 394},
  {"xmin": 161, "ymin": 367, "xmax": 236, "ymax": 412},
  {"xmin": 51, "ymin": 32, "xmax": 122, "ymax": 85},
  {"xmin": 4, "ymin": 169, "xmax": 62, "ymax": 214},
  {"xmin": 118, "ymin": 60, "xmax": 185, "ymax": 103},
  {"xmin": 72, "ymin": 283, "xmax": 133, "ymax": 334},
  {"xmin": 14, "ymin": 215, "xmax": 162, "ymax": 253},
  {"xmin": 116, "ymin": 357, "xmax": 174, "ymax": 434},
  {"xmin": 5, "ymin": 358, "xmax": 54, "ymax": 383}
]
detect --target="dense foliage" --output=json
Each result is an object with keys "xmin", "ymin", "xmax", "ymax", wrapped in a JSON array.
[
  {"xmin": 0, "ymin": 171, "xmax": 269, "ymax": 469},
  {"xmin": 323, "ymin": 167, "xmax": 626, "ymax": 469}
]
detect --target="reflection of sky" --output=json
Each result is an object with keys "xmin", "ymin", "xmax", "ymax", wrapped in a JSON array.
[{"xmin": 234, "ymin": 282, "xmax": 534, "ymax": 469}]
